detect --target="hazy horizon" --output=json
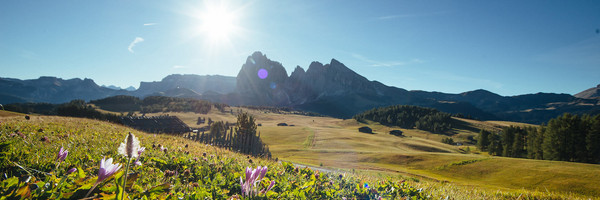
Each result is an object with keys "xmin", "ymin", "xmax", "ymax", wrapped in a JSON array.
[{"xmin": 1, "ymin": 0, "xmax": 599, "ymax": 96}]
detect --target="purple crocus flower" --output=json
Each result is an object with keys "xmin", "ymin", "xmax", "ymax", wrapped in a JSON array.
[
  {"xmin": 240, "ymin": 166, "xmax": 274, "ymax": 197},
  {"xmin": 134, "ymin": 147, "xmax": 146, "ymax": 166},
  {"xmin": 97, "ymin": 157, "xmax": 122, "ymax": 184},
  {"xmin": 137, "ymin": 147, "xmax": 146, "ymax": 156},
  {"xmin": 56, "ymin": 147, "xmax": 68, "ymax": 163},
  {"xmin": 85, "ymin": 157, "xmax": 122, "ymax": 198},
  {"xmin": 67, "ymin": 168, "xmax": 77, "ymax": 174},
  {"xmin": 260, "ymin": 180, "xmax": 276, "ymax": 194}
]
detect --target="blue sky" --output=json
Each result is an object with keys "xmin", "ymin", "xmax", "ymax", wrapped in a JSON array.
[{"xmin": 1, "ymin": 0, "xmax": 599, "ymax": 96}]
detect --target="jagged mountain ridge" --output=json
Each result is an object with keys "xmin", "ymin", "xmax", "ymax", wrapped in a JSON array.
[
  {"xmin": 1, "ymin": 51, "xmax": 599, "ymax": 124},
  {"xmin": 226, "ymin": 52, "xmax": 600, "ymax": 123}
]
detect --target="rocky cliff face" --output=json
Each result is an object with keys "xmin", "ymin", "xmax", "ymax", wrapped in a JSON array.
[
  {"xmin": 230, "ymin": 52, "xmax": 600, "ymax": 123},
  {"xmin": 234, "ymin": 52, "xmax": 395, "ymax": 107},
  {"xmin": 303, "ymin": 59, "xmax": 377, "ymax": 97},
  {"xmin": 235, "ymin": 52, "xmax": 291, "ymax": 106}
]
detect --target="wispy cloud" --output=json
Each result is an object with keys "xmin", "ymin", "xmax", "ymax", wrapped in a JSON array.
[
  {"xmin": 172, "ymin": 65, "xmax": 187, "ymax": 69},
  {"xmin": 378, "ymin": 14, "xmax": 415, "ymax": 20},
  {"xmin": 143, "ymin": 23, "xmax": 157, "ymax": 26},
  {"xmin": 378, "ymin": 11, "xmax": 450, "ymax": 20},
  {"xmin": 352, "ymin": 53, "xmax": 424, "ymax": 67},
  {"xmin": 128, "ymin": 37, "xmax": 144, "ymax": 53}
]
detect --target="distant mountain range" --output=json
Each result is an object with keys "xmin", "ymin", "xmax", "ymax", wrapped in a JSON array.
[
  {"xmin": 0, "ymin": 76, "xmax": 129, "ymax": 103},
  {"xmin": 101, "ymin": 85, "xmax": 136, "ymax": 91},
  {"xmin": 1, "ymin": 51, "xmax": 599, "ymax": 124}
]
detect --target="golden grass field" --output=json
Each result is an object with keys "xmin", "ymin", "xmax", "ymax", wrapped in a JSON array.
[
  {"xmin": 144, "ymin": 107, "xmax": 600, "ymax": 199},
  {"xmin": 0, "ymin": 110, "xmax": 24, "ymax": 117}
]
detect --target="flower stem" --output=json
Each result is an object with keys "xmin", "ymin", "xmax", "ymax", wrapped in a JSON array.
[
  {"xmin": 54, "ymin": 163, "xmax": 60, "ymax": 175},
  {"xmin": 85, "ymin": 182, "xmax": 100, "ymax": 198},
  {"xmin": 50, "ymin": 174, "xmax": 68, "ymax": 198},
  {"xmin": 121, "ymin": 158, "xmax": 131, "ymax": 200}
]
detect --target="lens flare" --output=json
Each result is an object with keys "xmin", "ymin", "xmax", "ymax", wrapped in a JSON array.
[{"xmin": 258, "ymin": 69, "xmax": 268, "ymax": 79}]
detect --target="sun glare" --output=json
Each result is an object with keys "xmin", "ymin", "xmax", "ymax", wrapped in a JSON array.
[{"xmin": 198, "ymin": 4, "xmax": 238, "ymax": 44}]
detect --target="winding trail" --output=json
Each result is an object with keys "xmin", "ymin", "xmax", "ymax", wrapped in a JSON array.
[{"xmin": 282, "ymin": 161, "xmax": 338, "ymax": 174}]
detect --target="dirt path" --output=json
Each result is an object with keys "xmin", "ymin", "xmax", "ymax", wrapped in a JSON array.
[{"xmin": 284, "ymin": 161, "xmax": 338, "ymax": 174}]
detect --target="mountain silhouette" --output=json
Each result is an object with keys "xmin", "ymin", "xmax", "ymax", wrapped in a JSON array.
[{"xmin": 1, "ymin": 51, "xmax": 599, "ymax": 124}]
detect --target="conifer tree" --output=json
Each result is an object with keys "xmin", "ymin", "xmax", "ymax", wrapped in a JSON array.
[
  {"xmin": 502, "ymin": 127, "xmax": 515, "ymax": 157},
  {"xmin": 477, "ymin": 129, "xmax": 491, "ymax": 151},
  {"xmin": 488, "ymin": 133, "xmax": 503, "ymax": 156},
  {"xmin": 511, "ymin": 126, "xmax": 526, "ymax": 158},
  {"xmin": 586, "ymin": 115, "xmax": 600, "ymax": 163},
  {"xmin": 237, "ymin": 112, "xmax": 257, "ymax": 136}
]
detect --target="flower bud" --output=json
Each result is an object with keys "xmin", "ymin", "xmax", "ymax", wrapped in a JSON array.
[{"xmin": 67, "ymin": 168, "xmax": 77, "ymax": 174}]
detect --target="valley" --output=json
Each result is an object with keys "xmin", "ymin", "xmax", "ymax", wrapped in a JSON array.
[{"xmin": 143, "ymin": 107, "xmax": 600, "ymax": 198}]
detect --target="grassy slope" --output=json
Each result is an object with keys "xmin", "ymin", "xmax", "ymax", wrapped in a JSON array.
[
  {"xmin": 0, "ymin": 110, "xmax": 25, "ymax": 117},
  {"xmin": 153, "ymin": 108, "xmax": 600, "ymax": 199},
  {"xmin": 1, "ymin": 113, "xmax": 433, "ymax": 199}
]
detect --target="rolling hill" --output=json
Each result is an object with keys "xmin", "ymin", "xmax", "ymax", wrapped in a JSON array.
[{"xmin": 141, "ymin": 107, "xmax": 600, "ymax": 199}]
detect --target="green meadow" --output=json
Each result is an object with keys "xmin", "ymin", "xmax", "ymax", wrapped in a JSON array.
[
  {"xmin": 0, "ymin": 111, "xmax": 424, "ymax": 199},
  {"xmin": 2, "ymin": 108, "xmax": 600, "ymax": 199},
  {"xmin": 158, "ymin": 108, "xmax": 600, "ymax": 199}
]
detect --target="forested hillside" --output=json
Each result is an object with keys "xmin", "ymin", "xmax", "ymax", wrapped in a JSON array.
[
  {"xmin": 353, "ymin": 105, "xmax": 455, "ymax": 133},
  {"xmin": 90, "ymin": 95, "xmax": 228, "ymax": 114},
  {"xmin": 478, "ymin": 113, "xmax": 600, "ymax": 164}
]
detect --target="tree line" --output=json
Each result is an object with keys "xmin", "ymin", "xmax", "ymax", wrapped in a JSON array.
[
  {"xmin": 4, "ymin": 95, "xmax": 229, "ymax": 124},
  {"xmin": 478, "ymin": 113, "xmax": 600, "ymax": 164},
  {"xmin": 89, "ymin": 95, "xmax": 228, "ymax": 114},
  {"xmin": 353, "ymin": 105, "xmax": 455, "ymax": 133},
  {"xmin": 5, "ymin": 100, "xmax": 121, "ymax": 124}
]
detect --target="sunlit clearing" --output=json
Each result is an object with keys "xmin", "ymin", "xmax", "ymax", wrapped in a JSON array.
[{"xmin": 198, "ymin": 4, "xmax": 237, "ymax": 44}]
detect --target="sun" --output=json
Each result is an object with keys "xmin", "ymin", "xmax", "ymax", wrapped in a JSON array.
[{"xmin": 197, "ymin": 4, "xmax": 238, "ymax": 44}]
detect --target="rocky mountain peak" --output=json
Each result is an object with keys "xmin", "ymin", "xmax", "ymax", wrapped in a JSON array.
[
  {"xmin": 290, "ymin": 66, "xmax": 306, "ymax": 80},
  {"xmin": 235, "ymin": 51, "xmax": 290, "ymax": 105},
  {"xmin": 292, "ymin": 65, "xmax": 305, "ymax": 74},
  {"xmin": 306, "ymin": 61, "xmax": 325, "ymax": 75},
  {"xmin": 329, "ymin": 58, "xmax": 343, "ymax": 68},
  {"xmin": 81, "ymin": 78, "xmax": 98, "ymax": 87}
]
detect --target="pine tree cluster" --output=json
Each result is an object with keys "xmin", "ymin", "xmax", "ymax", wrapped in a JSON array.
[
  {"xmin": 353, "ymin": 105, "xmax": 454, "ymax": 133},
  {"xmin": 478, "ymin": 113, "xmax": 600, "ymax": 164}
]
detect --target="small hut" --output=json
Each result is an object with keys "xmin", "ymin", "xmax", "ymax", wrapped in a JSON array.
[
  {"xmin": 389, "ymin": 130, "xmax": 403, "ymax": 136},
  {"xmin": 358, "ymin": 126, "xmax": 373, "ymax": 134}
]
